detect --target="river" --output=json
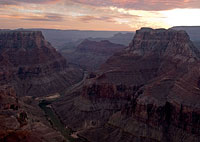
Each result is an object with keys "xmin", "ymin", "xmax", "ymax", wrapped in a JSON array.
[{"xmin": 38, "ymin": 71, "xmax": 88, "ymax": 142}]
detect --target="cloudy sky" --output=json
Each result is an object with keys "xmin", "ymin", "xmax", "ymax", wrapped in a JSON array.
[{"xmin": 0, "ymin": 0, "xmax": 200, "ymax": 31}]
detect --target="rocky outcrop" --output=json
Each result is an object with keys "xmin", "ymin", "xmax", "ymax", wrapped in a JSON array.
[
  {"xmin": 0, "ymin": 30, "xmax": 83, "ymax": 97},
  {"xmin": 0, "ymin": 85, "xmax": 66, "ymax": 142},
  {"xmin": 61, "ymin": 39, "xmax": 125, "ymax": 71},
  {"xmin": 0, "ymin": 85, "xmax": 18, "ymax": 110},
  {"xmin": 54, "ymin": 28, "xmax": 200, "ymax": 142}
]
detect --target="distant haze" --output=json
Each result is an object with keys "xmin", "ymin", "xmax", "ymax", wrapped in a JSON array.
[{"xmin": 24, "ymin": 28, "xmax": 134, "ymax": 48}]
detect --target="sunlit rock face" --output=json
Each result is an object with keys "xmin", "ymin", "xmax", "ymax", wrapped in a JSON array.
[
  {"xmin": 0, "ymin": 30, "xmax": 83, "ymax": 97},
  {"xmin": 54, "ymin": 28, "xmax": 200, "ymax": 142}
]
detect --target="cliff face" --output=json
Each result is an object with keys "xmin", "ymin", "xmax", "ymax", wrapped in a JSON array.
[
  {"xmin": 0, "ymin": 31, "xmax": 76, "ymax": 141},
  {"xmin": 0, "ymin": 30, "xmax": 83, "ymax": 97},
  {"xmin": 99, "ymin": 28, "xmax": 200, "ymax": 86},
  {"xmin": 0, "ymin": 31, "xmax": 67, "ymax": 68},
  {"xmin": 54, "ymin": 28, "xmax": 200, "ymax": 142},
  {"xmin": 129, "ymin": 28, "xmax": 199, "ymax": 60},
  {"xmin": 171, "ymin": 26, "xmax": 200, "ymax": 41}
]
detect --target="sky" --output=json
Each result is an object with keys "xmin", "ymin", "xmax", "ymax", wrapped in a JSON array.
[{"xmin": 0, "ymin": 0, "xmax": 200, "ymax": 31}]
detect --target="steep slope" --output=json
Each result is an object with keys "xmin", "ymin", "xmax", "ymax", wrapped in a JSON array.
[
  {"xmin": 54, "ymin": 28, "xmax": 200, "ymax": 142},
  {"xmin": 61, "ymin": 39, "xmax": 125, "ymax": 71},
  {"xmin": 0, "ymin": 85, "xmax": 66, "ymax": 142},
  {"xmin": 172, "ymin": 26, "xmax": 200, "ymax": 41},
  {"xmin": 0, "ymin": 30, "xmax": 83, "ymax": 97},
  {"xmin": 100, "ymin": 28, "xmax": 199, "ymax": 85}
]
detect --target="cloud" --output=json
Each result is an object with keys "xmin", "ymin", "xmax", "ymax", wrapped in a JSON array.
[
  {"xmin": 71, "ymin": 0, "xmax": 200, "ymax": 11},
  {"xmin": 0, "ymin": 0, "xmax": 60, "ymax": 6},
  {"xmin": 78, "ymin": 13, "xmax": 139, "ymax": 23},
  {"xmin": 0, "ymin": 12, "xmax": 64, "ymax": 22},
  {"xmin": 2, "ymin": 0, "xmax": 200, "ymax": 11},
  {"xmin": 0, "ymin": 1, "xmax": 17, "ymax": 6},
  {"xmin": 0, "ymin": 0, "xmax": 198, "ymax": 31},
  {"xmin": 18, "ymin": 0, "xmax": 61, "ymax": 4},
  {"xmin": 22, "ymin": 13, "xmax": 64, "ymax": 21},
  {"xmin": 79, "ymin": 16, "xmax": 114, "ymax": 23},
  {"xmin": 0, "ymin": 0, "xmax": 169, "ymax": 30}
]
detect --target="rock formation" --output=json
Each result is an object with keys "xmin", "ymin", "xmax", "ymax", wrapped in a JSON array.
[
  {"xmin": 172, "ymin": 26, "xmax": 200, "ymax": 41},
  {"xmin": 77, "ymin": 39, "xmax": 125, "ymax": 55},
  {"xmin": 0, "ymin": 30, "xmax": 83, "ymax": 97},
  {"xmin": 61, "ymin": 39, "xmax": 125, "ymax": 71},
  {"xmin": 54, "ymin": 28, "xmax": 200, "ymax": 142},
  {"xmin": 0, "ymin": 85, "xmax": 66, "ymax": 142},
  {"xmin": 0, "ymin": 30, "xmax": 85, "ymax": 142}
]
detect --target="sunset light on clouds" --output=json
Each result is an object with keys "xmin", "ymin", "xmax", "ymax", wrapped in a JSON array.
[{"xmin": 0, "ymin": 0, "xmax": 200, "ymax": 31}]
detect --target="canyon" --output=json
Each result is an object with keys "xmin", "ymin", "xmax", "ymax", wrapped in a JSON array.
[
  {"xmin": 0, "ymin": 30, "xmax": 84, "ymax": 142},
  {"xmin": 53, "ymin": 28, "xmax": 200, "ymax": 142},
  {"xmin": 1, "ymin": 27, "xmax": 200, "ymax": 142}
]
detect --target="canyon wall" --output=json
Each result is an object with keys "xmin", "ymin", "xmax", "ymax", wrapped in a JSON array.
[
  {"xmin": 0, "ymin": 30, "xmax": 83, "ymax": 97},
  {"xmin": 54, "ymin": 28, "xmax": 200, "ymax": 142}
]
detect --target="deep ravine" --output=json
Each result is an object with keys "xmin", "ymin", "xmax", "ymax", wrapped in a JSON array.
[{"xmin": 38, "ymin": 71, "xmax": 89, "ymax": 142}]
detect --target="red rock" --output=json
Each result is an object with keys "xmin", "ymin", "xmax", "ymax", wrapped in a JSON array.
[
  {"xmin": 0, "ymin": 30, "xmax": 83, "ymax": 97},
  {"xmin": 0, "ymin": 85, "xmax": 66, "ymax": 142},
  {"xmin": 54, "ymin": 28, "xmax": 200, "ymax": 142}
]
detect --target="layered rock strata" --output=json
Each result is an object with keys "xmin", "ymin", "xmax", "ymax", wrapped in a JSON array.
[
  {"xmin": 0, "ymin": 30, "xmax": 83, "ymax": 97},
  {"xmin": 54, "ymin": 28, "xmax": 200, "ymax": 142}
]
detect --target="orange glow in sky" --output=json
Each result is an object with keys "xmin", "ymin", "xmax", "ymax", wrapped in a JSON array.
[{"xmin": 0, "ymin": 0, "xmax": 199, "ymax": 31}]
